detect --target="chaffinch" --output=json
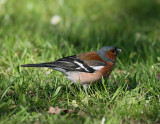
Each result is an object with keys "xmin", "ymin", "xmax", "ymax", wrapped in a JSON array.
[{"xmin": 21, "ymin": 46, "xmax": 121, "ymax": 85}]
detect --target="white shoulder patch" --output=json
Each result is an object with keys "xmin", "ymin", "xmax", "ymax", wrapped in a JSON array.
[
  {"xmin": 74, "ymin": 61, "xmax": 89, "ymax": 72},
  {"xmin": 90, "ymin": 66, "xmax": 104, "ymax": 70}
]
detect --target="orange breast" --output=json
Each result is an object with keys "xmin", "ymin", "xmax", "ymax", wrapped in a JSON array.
[{"xmin": 99, "ymin": 62, "xmax": 115, "ymax": 77}]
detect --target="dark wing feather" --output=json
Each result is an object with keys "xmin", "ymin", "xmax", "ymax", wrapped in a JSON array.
[
  {"xmin": 21, "ymin": 55, "xmax": 106, "ymax": 73},
  {"xmin": 21, "ymin": 55, "xmax": 95, "ymax": 73},
  {"xmin": 55, "ymin": 55, "xmax": 95, "ymax": 73}
]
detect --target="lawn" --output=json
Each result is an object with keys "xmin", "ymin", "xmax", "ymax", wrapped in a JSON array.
[{"xmin": 0, "ymin": 0, "xmax": 160, "ymax": 123}]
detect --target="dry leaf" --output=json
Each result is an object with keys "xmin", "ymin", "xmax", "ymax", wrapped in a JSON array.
[
  {"xmin": 116, "ymin": 70, "xmax": 126, "ymax": 74},
  {"xmin": 155, "ymin": 122, "xmax": 160, "ymax": 124},
  {"xmin": 48, "ymin": 106, "xmax": 63, "ymax": 114},
  {"xmin": 48, "ymin": 106, "xmax": 74, "ymax": 114}
]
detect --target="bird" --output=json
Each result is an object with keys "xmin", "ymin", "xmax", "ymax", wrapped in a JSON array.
[{"xmin": 21, "ymin": 46, "xmax": 121, "ymax": 86}]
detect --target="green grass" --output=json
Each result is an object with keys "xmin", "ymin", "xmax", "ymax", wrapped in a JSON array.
[{"xmin": 0, "ymin": 0, "xmax": 160, "ymax": 123}]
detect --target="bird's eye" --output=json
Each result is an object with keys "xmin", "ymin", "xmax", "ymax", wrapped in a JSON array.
[{"xmin": 112, "ymin": 50, "xmax": 116, "ymax": 53}]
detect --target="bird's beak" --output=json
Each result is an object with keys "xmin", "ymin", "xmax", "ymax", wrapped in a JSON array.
[{"xmin": 117, "ymin": 49, "xmax": 122, "ymax": 54}]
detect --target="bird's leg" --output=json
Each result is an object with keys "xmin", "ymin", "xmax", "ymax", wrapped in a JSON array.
[
  {"xmin": 83, "ymin": 84, "xmax": 89, "ymax": 91},
  {"xmin": 76, "ymin": 79, "xmax": 89, "ymax": 91}
]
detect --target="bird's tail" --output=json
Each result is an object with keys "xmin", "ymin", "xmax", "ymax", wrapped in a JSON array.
[{"xmin": 21, "ymin": 62, "xmax": 56, "ymax": 68}]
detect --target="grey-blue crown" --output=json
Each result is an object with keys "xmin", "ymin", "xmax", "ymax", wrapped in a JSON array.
[{"xmin": 98, "ymin": 46, "xmax": 115, "ymax": 53}]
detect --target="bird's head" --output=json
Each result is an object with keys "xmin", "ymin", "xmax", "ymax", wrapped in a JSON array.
[{"xmin": 97, "ymin": 46, "xmax": 121, "ymax": 63}]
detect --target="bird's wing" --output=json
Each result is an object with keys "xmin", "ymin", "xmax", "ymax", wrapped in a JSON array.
[
  {"xmin": 77, "ymin": 52, "xmax": 106, "ymax": 71},
  {"xmin": 21, "ymin": 52, "xmax": 106, "ymax": 73},
  {"xmin": 52, "ymin": 55, "xmax": 95, "ymax": 73}
]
